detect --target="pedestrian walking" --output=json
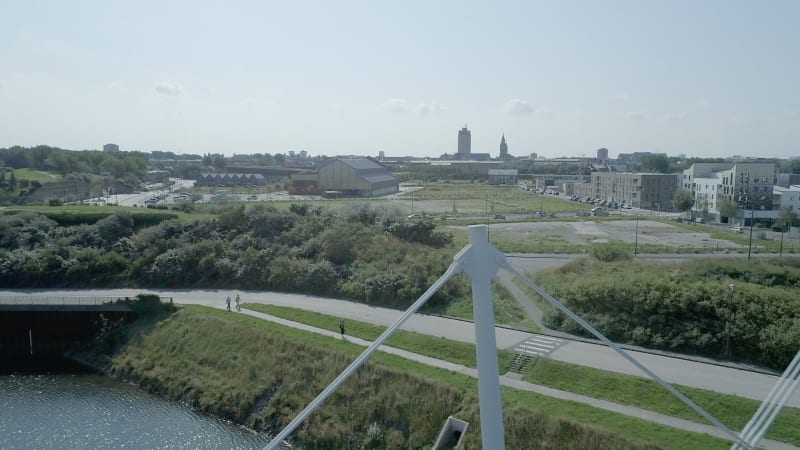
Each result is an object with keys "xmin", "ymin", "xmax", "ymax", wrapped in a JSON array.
[
  {"xmin": 235, "ymin": 294, "xmax": 241, "ymax": 311},
  {"xmin": 338, "ymin": 320, "xmax": 345, "ymax": 338},
  {"xmin": 226, "ymin": 296, "xmax": 231, "ymax": 311}
]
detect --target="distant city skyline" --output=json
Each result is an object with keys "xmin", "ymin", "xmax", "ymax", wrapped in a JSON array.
[{"xmin": 1, "ymin": 1, "xmax": 798, "ymax": 159}]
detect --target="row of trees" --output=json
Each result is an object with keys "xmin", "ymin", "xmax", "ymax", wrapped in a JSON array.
[{"xmin": 0, "ymin": 146, "xmax": 148, "ymax": 180}]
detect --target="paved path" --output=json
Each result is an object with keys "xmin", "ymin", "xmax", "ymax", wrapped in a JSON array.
[
  {"xmin": 234, "ymin": 306, "xmax": 796, "ymax": 450},
  {"xmin": 1, "ymin": 287, "xmax": 797, "ymax": 409}
]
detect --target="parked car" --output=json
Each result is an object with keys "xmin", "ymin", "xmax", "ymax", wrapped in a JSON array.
[
  {"xmin": 730, "ymin": 226, "xmax": 744, "ymax": 233},
  {"xmin": 246, "ymin": 194, "xmax": 258, "ymax": 200},
  {"xmin": 591, "ymin": 207, "xmax": 608, "ymax": 216},
  {"xmin": 492, "ymin": 214, "xmax": 506, "ymax": 219},
  {"xmin": 407, "ymin": 213, "xmax": 422, "ymax": 219}
]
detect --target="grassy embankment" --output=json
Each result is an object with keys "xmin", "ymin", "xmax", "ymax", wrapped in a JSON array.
[
  {"xmin": 13, "ymin": 168, "xmax": 60, "ymax": 183},
  {"xmin": 95, "ymin": 305, "xmax": 732, "ymax": 449},
  {"xmin": 4, "ymin": 204, "xmax": 213, "ymax": 224},
  {"xmin": 243, "ymin": 303, "xmax": 518, "ymax": 371},
  {"xmin": 244, "ymin": 303, "xmax": 800, "ymax": 446}
]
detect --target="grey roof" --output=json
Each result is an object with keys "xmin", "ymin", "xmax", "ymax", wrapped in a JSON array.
[{"xmin": 339, "ymin": 158, "xmax": 384, "ymax": 171}]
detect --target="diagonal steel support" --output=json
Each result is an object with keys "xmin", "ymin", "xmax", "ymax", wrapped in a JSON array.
[
  {"xmin": 501, "ymin": 262, "xmax": 753, "ymax": 449},
  {"xmin": 734, "ymin": 349, "xmax": 800, "ymax": 449},
  {"xmin": 265, "ymin": 243, "xmax": 465, "ymax": 449}
]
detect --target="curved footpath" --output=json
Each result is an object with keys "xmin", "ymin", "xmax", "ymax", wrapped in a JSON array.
[{"xmin": 4, "ymin": 287, "xmax": 795, "ymax": 410}]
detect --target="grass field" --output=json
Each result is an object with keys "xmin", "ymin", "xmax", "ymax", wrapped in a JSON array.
[
  {"xmin": 401, "ymin": 183, "xmax": 592, "ymax": 216},
  {"xmin": 13, "ymin": 168, "xmax": 60, "ymax": 182},
  {"xmin": 5, "ymin": 204, "xmax": 212, "ymax": 223},
  {"xmin": 242, "ymin": 303, "xmax": 799, "ymax": 446},
  {"xmin": 243, "ymin": 303, "xmax": 517, "ymax": 371}
]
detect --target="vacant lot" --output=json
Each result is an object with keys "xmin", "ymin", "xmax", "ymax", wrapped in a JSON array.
[{"xmin": 452, "ymin": 220, "xmax": 739, "ymax": 249}]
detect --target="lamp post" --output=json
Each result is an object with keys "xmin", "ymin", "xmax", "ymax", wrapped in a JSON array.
[
  {"xmin": 747, "ymin": 201, "xmax": 755, "ymax": 261},
  {"xmin": 724, "ymin": 284, "xmax": 736, "ymax": 359},
  {"xmin": 634, "ymin": 214, "xmax": 639, "ymax": 256},
  {"xmin": 485, "ymin": 194, "xmax": 490, "ymax": 241}
]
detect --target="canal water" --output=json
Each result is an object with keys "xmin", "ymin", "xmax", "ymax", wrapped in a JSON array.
[{"xmin": 0, "ymin": 372, "xmax": 275, "ymax": 449}]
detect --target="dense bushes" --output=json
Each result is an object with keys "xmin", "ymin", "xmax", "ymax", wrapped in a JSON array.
[
  {"xmin": 538, "ymin": 258, "xmax": 800, "ymax": 369},
  {"xmin": 0, "ymin": 205, "xmax": 464, "ymax": 309}
]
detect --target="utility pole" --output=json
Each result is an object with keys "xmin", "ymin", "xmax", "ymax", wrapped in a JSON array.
[
  {"xmin": 485, "ymin": 194, "xmax": 490, "ymax": 241},
  {"xmin": 634, "ymin": 214, "xmax": 640, "ymax": 256}
]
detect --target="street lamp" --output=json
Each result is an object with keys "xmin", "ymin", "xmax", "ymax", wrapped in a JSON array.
[{"xmin": 634, "ymin": 214, "xmax": 639, "ymax": 256}]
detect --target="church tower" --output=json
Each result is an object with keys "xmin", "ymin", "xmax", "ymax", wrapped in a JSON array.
[{"xmin": 499, "ymin": 134, "xmax": 509, "ymax": 159}]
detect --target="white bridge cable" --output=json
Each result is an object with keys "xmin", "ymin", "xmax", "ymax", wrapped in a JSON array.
[
  {"xmin": 735, "ymin": 349, "xmax": 800, "ymax": 449},
  {"xmin": 264, "ymin": 259, "xmax": 464, "ymax": 450},
  {"xmin": 502, "ymin": 263, "xmax": 752, "ymax": 449}
]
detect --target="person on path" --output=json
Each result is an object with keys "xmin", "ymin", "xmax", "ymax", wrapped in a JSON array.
[
  {"xmin": 235, "ymin": 294, "xmax": 241, "ymax": 311},
  {"xmin": 338, "ymin": 320, "xmax": 345, "ymax": 338},
  {"xmin": 226, "ymin": 296, "xmax": 231, "ymax": 311}
]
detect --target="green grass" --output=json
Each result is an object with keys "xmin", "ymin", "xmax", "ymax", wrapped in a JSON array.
[
  {"xmin": 107, "ymin": 305, "xmax": 730, "ymax": 449},
  {"xmin": 523, "ymin": 358, "xmax": 800, "ymax": 446},
  {"xmin": 13, "ymin": 168, "xmax": 60, "ymax": 182},
  {"xmin": 242, "ymin": 303, "xmax": 516, "ymax": 371},
  {"xmin": 246, "ymin": 302, "xmax": 800, "ymax": 446},
  {"xmin": 421, "ymin": 280, "xmax": 540, "ymax": 332},
  {"xmin": 6, "ymin": 204, "xmax": 209, "ymax": 223}
]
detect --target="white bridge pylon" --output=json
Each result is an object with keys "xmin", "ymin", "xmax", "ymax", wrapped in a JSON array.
[{"xmin": 266, "ymin": 225, "xmax": 794, "ymax": 450}]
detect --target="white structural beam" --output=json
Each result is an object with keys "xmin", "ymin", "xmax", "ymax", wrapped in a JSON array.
[
  {"xmin": 459, "ymin": 225, "xmax": 507, "ymax": 450},
  {"xmin": 264, "ymin": 253, "xmax": 464, "ymax": 449},
  {"xmin": 735, "ymin": 349, "xmax": 800, "ymax": 449}
]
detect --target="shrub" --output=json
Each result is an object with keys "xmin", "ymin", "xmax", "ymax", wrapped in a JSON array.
[{"xmin": 590, "ymin": 244, "xmax": 631, "ymax": 262}]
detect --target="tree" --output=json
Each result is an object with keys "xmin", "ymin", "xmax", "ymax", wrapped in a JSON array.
[
  {"xmin": 641, "ymin": 154, "xmax": 670, "ymax": 173},
  {"xmin": 777, "ymin": 206, "xmax": 799, "ymax": 233},
  {"xmin": 717, "ymin": 198, "xmax": 738, "ymax": 221},
  {"xmin": 673, "ymin": 189, "xmax": 695, "ymax": 214}
]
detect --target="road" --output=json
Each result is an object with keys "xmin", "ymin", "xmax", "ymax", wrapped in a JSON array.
[{"xmin": 2, "ymin": 286, "xmax": 797, "ymax": 408}]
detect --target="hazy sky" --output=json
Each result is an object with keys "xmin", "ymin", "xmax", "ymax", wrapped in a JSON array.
[{"xmin": 1, "ymin": 1, "xmax": 798, "ymax": 159}]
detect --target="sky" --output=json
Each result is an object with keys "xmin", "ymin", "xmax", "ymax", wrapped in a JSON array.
[{"xmin": 1, "ymin": 1, "xmax": 798, "ymax": 159}]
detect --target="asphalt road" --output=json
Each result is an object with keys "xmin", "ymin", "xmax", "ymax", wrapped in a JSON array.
[{"xmin": 3, "ymin": 287, "xmax": 797, "ymax": 408}]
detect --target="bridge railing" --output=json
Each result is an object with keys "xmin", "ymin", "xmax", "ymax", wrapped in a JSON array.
[{"xmin": 0, "ymin": 296, "xmax": 173, "ymax": 306}]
